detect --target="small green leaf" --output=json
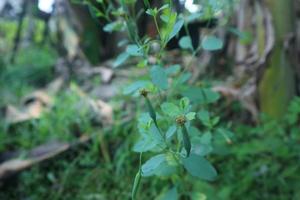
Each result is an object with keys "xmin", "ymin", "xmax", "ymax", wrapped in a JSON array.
[
  {"xmin": 142, "ymin": 154, "xmax": 165, "ymax": 176},
  {"xmin": 131, "ymin": 169, "xmax": 141, "ymax": 200},
  {"xmin": 103, "ymin": 21, "xmax": 123, "ymax": 33},
  {"xmin": 211, "ymin": 116, "xmax": 220, "ymax": 126},
  {"xmin": 124, "ymin": 0, "xmax": 136, "ymax": 4},
  {"xmin": 186, "ymin": 112, "xmax": 196, "ymax": 121},
  {"xmin": 137, "ymin": 59, "xmax": 147, "ymax": 68},
  {"xmin": 179, "ymin": 36, "xmax": 193, "ymax": 50},
  {"xmin": 165, "ymin": 64, "xmax": 180, "ymax": 75},
  {"xmin": 176, "ymin": 72, "xmax": 192, "ymax": 84},
  {"xmin": 182, "ymin": 88, "xmax": 220, "ymax": 104},
  {"xmin": 191, "ymin": 132, "xmax": 213, "ymax": 156},
  {"xmin": 143, "ymin": 0, "xmax": 150, "ymax": 8},
  {"xmin": 200, "ymin": 132, "xmax": 212, "ymax": 144},
  {"xmin": 216, "ymin": 128, "xmax": 233, "ymax": 144},
  {"xmin": 161, "ymin": 187, "xmax": 178, "ymax": 200},
  {"xmin": 160, "ymin": 14, "xmax": 169, "ymax": 23},
  {"xmin": 182, "ymin": 125, "xmax": 191, "ymax": 157},
  {"xmin": 186, "ymin": 13, "xmax": 203, "ymax": 23},
  {"xmin": 154, "ymin": 161, "xmax": 177, "ymax": 177},
  {"xmin": 182, "ymin": 154, "xmax": 217, "ymax": 181},
  {"xmin": 191, "ymin": 192, "xmax": 207, "ymax": 200},
  {"xmin": 123, "ymin": 81, "xmax": 152, "ymax": 95},
  {"xmin": 146, "ymin": 97, "xmax": 157, "ymax": 123},
  {"xmin": 126, "ymin": 44, "xmax": 143, "ymax": 56},
  {"xmin": 198, "ymin": 110, "xmax": 210, "ymax": 122},
  {"xmin": 198, "ymin": 110, "xmax": 210, "ymax": 127},
  {"xmin": 166, "ymin": 125, "xmax": 177, "ymax": 140},
  {"xmin": 149, "ymin": 124, "xmax": 165, "ymax": 145},
  {"xmin": 158, "ymin": 4, "xmax": 169, "ymax": 12},
  {"xmin": 133, "ymin": 134, "xmax": 163, "ymax": 152},
  {"xmin": 161, "ymin": 103, "xmax": 181, "ymax": 117},
  {"xmin": 201, "ymin": 35, "xmax": 223, "ymax": 51},
  {"xmin": 146, "ymin": 8, "xmax": 157, "ymax": 16},
  {"xmin": 150, "ymin": 65, "xmax": 168, "ymax": 90},
  {"xmin": 113, "ymin": 52, "xmax": 129, "ymax": 68},
  {"xmin": 179, "ymin": 97, "xmax": 190, "ymax": 111},
  {"xmin": 168, "ymin": 19, "xmax": 184, "ymax": 41}
]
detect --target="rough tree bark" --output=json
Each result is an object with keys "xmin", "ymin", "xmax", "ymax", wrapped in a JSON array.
[{"xmin": 258, "ymin": 0, "xmax": 296, "ymax": 119}]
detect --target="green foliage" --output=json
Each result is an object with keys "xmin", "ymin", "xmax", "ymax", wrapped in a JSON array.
[
  {"xmin": 201, "ymin": 35, "xmax": 223, "ymax": 51},
  {"xmin": 182, "ymin": 154, "xmax": 217, "ymax": 181},
  {"xmin": 0, "ymin": 45, "xmax": 57, "ymax": 107},
  {"xmin": 195, "ymin": 97, "xmax": 300, "ymax": 200},
  {"xmin": 86, "ymin": 1, "xmax": 232, "ymax": 199},
  {"xmin": 0, "ymin": 89, "xmax": 93, "ymax": 151}
]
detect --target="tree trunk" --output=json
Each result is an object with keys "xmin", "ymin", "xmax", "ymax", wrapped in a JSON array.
[{"xmin": 258, "ymin": 0, "xmax": 296, "ymax": 119}]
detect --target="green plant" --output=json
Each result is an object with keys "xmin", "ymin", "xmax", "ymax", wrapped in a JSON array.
[
  {"xmin": 197, "ymin": 97, "xmax": 300, "ymax": 200},
  {"xmin": 86, "ymin": 1, "xmax": 234, "ymax": 199}
]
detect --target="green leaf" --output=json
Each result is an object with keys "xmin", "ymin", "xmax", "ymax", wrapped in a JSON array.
[
  {"xmin": 113, "ymin": 52, "xmax": 129, "ymax": 68},
  {"xmin": 201, "ymin": 35, "xmax": 223, "ymax": 51},
  {"xmin": 186, "ymin": 112, "xmax": 196, "ymax": 121},
  {"xmin": 143, "ymin": 0, "xmax": 150, "ymax": 8},
  {"xmin": 103, "ymin": 21, "xmax": 123, "ymax": 33},
  {"xmin": 123, "ymin": 80, "xmax": 152, "ymax": 95},
  {"xmin": 158, "ymin": 4, "xmax": 169, "ymax": 12},
  {"xmin": 179, "ymin": 36, "xmax": 193, "ymax": 50},
  {"xmin": 191, "ymin": 192, "xmax": 207, "ymax": 200},
  {"xmin": 161, "ymin": 103, "xmax": 181, "ymax": 117},
  {"xmin": 201, "ymin": 132, "xmax": 212, "ymax": 144},
  {"xmin": 161, "ymin": 187, "xmax": 178, "ymax": 200},
  {"xmin": 150, "ymin": 65, "xmax": 168, "ymax": 90},
  {"xmin": 211, "ymin": 116, "xmax": 220, "ymax": 126},
  {"xmin": 137, "ymin": 59, "xmax": 147, "ymax": 68},
  {"xmin": 180, "ymin": 97, "xmax": 190, "ymax": 107},
  {"xmin": 154, "ymin": 161, "xmax": 177, "ymax": 177},
  {"xmin": 131, "ymin": 169, "xmax": 141, "ymax": 200},
  {"xmin": 179, "ymin": 97, "xmax": 190, "ymax": 111},
  {"xmin": 124, "ymin": 0, "xmax": 136, "ymax": 4},
  {"xmin": 142, "ymin": 154, "xmax": 166, "ymax": 176},
  {"xmin": 160, "ymin": 14, "xmax": 169, "ymax": 23},
  {"xmin": 198, "ymin": 110, "xmax": 210, "ymax": 127},
  {"xmin": 182, "ymin": 88, "xmax": 220, "ymax": 104},
  {"xmin": 166, "ymin": 125, "xmax": 177, "ymax": 140},
  {"xmin": 133, "ymin": 135, "xmax": 161, "ymax": 152},
  {"xmin": 126, "ymin": 44, "xmax": 143, "ymax": 56},
  {"xmin": 190, "ymin": 129, "xmax": 213, "ymax": 156},
  {"xmin": 165, "ymin": 64, "xmax": 181, "ymax": 75},
  {"xmin": 182, "ymin": 126, "xmax": 191, "ymax": 157},
  {"xmin": 216, "ymin": 128, "xmax": 233, "ymax": 144},
  {"xmin": 168, "ymin": 19, "xmax": 184, "ymax": 41},
  {"xmin": 149, "ymin": 124, "xmax": 164, "ymax": 145},
  {"xmin": 146, "ymin": 8, "xmax": 157, "ymax": 16},
  {"xmin": 146, "ymin": 97, "xmax": 157, "ymax": 123},
  {"xmin": 182, "ymin": 154, "xmax": 217, "ymax": 181},
  {"xmin": 192, "ymin": 142, "xmax": 213, "ymax": 156},
  {"xmin": 186, "ymin": 13, "xmax": 203, "ymax": 23},
  {"xmin": 176, "ymin": 72, "xmax": 191, "ymax": 84}
]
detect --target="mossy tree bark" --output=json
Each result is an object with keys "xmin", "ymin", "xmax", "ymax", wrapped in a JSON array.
[{"xmin": 258, "ymin": 0, "xmax": 296, "ymax": 119}]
